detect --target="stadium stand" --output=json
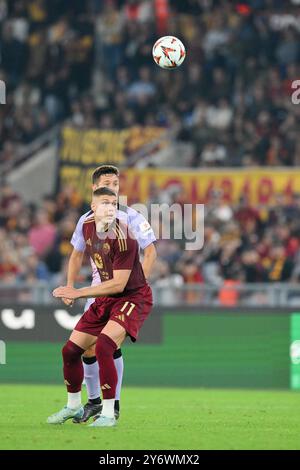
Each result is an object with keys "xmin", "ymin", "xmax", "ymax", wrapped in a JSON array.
[{"xmin": 1, "ymin": 0, "xmax": 300, "ymax": 306}]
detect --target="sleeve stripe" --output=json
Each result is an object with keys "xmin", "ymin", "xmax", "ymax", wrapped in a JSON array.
[
  {"xmin": 83, "ymin": 217, "xmax": 95, "ymax": 224},
  {"xmin": 116, "ymin": 227, "xmax": 126, "ymax": 252},
  {"xmin": 117, "ymin": 225, "xmax": 127, "ymax": 251},
  {"xmin": 112, "ymin": 225, "xmax": 127, "ymax": 252},
  {"xmin": 111, "ymin": 227, "xmax": 122, "ymax": 251}
]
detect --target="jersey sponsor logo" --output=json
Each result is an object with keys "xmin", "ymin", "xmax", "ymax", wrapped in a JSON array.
[
  {"xmin": 139, "ymin": 220, "xmax": 151, "ymax": 233},
  {"xmin": 102, "ymin": 242, "xmax": 110, "ymax": 254},
  {"xmin": 94, "ymin": 253, "xmax": 103, "ymax": 269}
]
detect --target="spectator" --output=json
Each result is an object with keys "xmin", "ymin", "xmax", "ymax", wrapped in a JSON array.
[
  {"xmin": 264, "ymin": 244, "xmax": 294, "ymax": 282},
  {"xmin": 180, "ymin": 259, "xmax": 204, "ymax": 305},
  {"xmin": 28, "ymin": 209, "xmax": 57, "ymax": 256},
  {"xmin": 151, "ymin": 259, "xmax": 184, "ymax": 305}
]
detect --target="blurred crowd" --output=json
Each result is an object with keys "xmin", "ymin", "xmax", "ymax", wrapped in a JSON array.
[
  {"xmin": 1, "ymin": 182, "xmax": 300, "ymax": 305},
  {"xmin": 0, "ymin": 0, "xmax": 94, "ymax": 168},
  {"xmin": 1, "ymin": 0, "xmax": 300, "ymax": 169},
  {"xmin": 1, "ymin": 0, "xmax": 300, "ymax": 305}
]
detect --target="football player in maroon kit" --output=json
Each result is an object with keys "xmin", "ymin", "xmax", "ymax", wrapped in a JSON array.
[{"xmin": 48, "ymin": 187, "xmax": 153, "ymax": 427}]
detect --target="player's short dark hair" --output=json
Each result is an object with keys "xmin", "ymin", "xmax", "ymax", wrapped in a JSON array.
[
  {"xmin": 92, "ymin": 165, "xmax": 120, "ymax": 184},
  {"xmin": 93, "ymin": 187, "xmax": 117, "ymax": 198}
]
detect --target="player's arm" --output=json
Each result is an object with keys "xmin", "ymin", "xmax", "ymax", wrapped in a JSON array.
[
  {"xmin": 62, "ymin": 248, "xmax": 85, "ymax": 306},
  {"xmin": 53, "ymin": 235, "xmax": 137, "ymax": 300},
  {"xmin": 53, "ymin": 270, "xmax": 131, "ymax": 300},
  {"xmin": 127, "ymin": 210, "xmax": 157, "ymax": 279},
  {"xmin": 66, "ymin": 248, "xmax": 85, "ymax": 287},
  {"xmin": 142, "ymin": 243, "xmax": 157, "ymax": 279},
  {"xmin": 62, "ymin": 214, "xmax": 87, "ymax": 305}
]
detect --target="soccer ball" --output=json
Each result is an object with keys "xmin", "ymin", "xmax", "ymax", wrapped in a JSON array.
[{"xmin": 152, "ymin": 36, "xmax": 186, "ymax": 69}]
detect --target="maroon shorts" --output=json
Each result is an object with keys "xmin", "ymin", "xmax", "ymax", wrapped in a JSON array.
[{"xmin": 74, "ymin": 284, "xmax": 153, "ymax": 342}]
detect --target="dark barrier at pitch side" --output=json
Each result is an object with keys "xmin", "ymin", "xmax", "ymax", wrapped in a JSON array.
[
  {"xmin": 0, "ymin": 304, "xmax": 162, "ymax": 344},
  {"xmin": 1, "ymin": 306, "xmax": 300, "ymax": 390}
]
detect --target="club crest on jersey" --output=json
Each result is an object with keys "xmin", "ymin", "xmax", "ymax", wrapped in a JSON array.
[
  {"xmin": 103, "ymin": 243, "xmax": 110, "ymax": 254},
  {"xmin": 100, "ymin": 271, "xmax": 110, "ymax": 280},
  {"xmin": 94, "ymin": 253, "xmax": 103, "ymax": 269}
]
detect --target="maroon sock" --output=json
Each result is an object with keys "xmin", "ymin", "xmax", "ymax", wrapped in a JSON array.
[
  {"xmin": 62, "ymin": 340, "xmax": 84, "ymax": 393},
  {"xmin": 95, "ymin": 334, "xmax": 118, "ymax": 399}
]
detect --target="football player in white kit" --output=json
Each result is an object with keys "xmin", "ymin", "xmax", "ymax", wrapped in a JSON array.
[{"xmin": 63, "ymin": 165, "xmax": 157, "ymax": 422}]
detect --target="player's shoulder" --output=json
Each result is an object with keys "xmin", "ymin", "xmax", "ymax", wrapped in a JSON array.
[
  {"xmin": 118, "ymin": 204, "xmax": 139, "ymax": 217},
  {"xmin": 117, "ymin": 203, "xmax": 129, "ymax": 215},
  {"xmin": 118, "ymin": 206, "xmax": 154, "ymax": 243},
  {"xmin": 119, "ymin": 204, "xmax": 148, "ymax": 224},
  {"xmin": 82, "ymin": 210, "xmax": 95, "ymax": 225},
  {"xmin": 76, "ymin": 210, "xmax": 93, "ymax": 224},
  {"xmin": 111, "ymin": 219, "xmax": 137, "ymax": 252},
  {"xmin": 117, "ymin": 218, "xmax": 131, "ymax": 235},
  {"xmin": 127, "ymin": 206, "xmax": 144, "ymax": 219}
]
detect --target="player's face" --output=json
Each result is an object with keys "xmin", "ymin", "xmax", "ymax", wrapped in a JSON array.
[
  {"xmin": 92, "ymin": 195, "xmax": 117, "ymax": 225},
  {"xmin": 93, "ymin": 174, "xmax": 120, "ymax": 195}
]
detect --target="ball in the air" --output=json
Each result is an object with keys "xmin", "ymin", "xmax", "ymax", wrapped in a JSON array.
[{"xmin": 152, "ymin": 36, "xmax": 186, "ymax": 69}]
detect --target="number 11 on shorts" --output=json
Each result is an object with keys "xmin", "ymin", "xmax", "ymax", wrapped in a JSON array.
[{"xmin": 120, "ymin": 301, "xmax": 136, "ymax": 316}]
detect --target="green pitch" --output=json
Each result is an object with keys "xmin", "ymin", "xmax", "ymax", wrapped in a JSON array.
[{"xmin": 1, "ymin": 385, "xmax": 300, "ymax": 450}]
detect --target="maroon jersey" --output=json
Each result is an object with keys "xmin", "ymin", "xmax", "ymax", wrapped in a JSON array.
[{"xmin": 82, "ymin": 216, "xmax": 147, "ymax": 296}]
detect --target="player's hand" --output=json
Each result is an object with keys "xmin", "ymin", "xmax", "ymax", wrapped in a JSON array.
[
  {"xmin": 61, "ymin": 297, "xmax": 74, "ymax": 307},
  {"xmin": 53, "ymin": 286, "xmax": 80, "ymax": 300}
]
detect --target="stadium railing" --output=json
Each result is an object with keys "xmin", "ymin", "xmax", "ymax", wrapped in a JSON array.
[{"xmin": 0, "ymin": 282, "xmax": 299, "ymax": 307}]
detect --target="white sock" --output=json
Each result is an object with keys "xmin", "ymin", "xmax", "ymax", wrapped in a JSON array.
[
  {"xmin": 83, "ymin": 360, "xmax": 100, "ymax": 400},
  {"xmin": 114, "ymin": 356, "xmax": 124, "ymax": 401},
  {"xmin": 102, "ymin": 399, "xmax": 115, "ymax": 419},
  {"xmin": 67, "ymin": 392, "xmax": 81, "ymax": 409},
  {"xmin": 83, "ymin": 356, "xmax": 124, "ymax": 401}
]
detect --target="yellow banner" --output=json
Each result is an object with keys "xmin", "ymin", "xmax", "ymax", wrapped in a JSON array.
[
  {"xmin": 59, "ymin": 126, "xmax": 166, "ymax": 199},
  {"xmin": 59, "ymin": 128, "xmax": 300, "ymax": 205},
  {"xmin": 120, "ymin": 168, "xmax": 300, "ymax": 206}
]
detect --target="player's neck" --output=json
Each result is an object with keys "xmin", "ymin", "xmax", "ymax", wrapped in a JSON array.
[
  {"xmin": 95, "ymin": 218, "xmax": 116, "ymax": 234},
  {"xmin": 95, "ymin": 219, "xmax": 107, "ymax": 233}
]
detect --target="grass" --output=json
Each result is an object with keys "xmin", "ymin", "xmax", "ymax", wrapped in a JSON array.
[{"xmin": 0, "ymin": 385, "xmax": 300, "ymax": 450}]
